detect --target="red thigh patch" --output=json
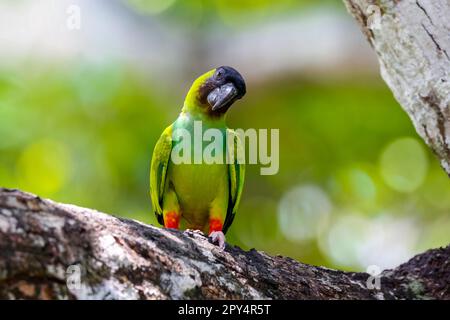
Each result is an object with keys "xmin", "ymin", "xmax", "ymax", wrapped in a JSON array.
[
  {"xmin": 209, "ymin": 218, "xmax": 223, "ymax": 234},
  {"xmin": 164, "ymin": 211, "xmax": 180, "ymax": 229}
]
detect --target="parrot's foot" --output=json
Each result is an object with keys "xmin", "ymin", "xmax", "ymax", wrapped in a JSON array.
[
  {"xmin": 209, "ymin": 231, "xmax": 226, "ymax": 250},
  {"xmin": 185, "ymin": 229, "xmax": 205, "ymax": 236}
]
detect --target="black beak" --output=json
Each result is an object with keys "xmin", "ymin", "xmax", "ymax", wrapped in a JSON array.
[{"xmin": 207, "ymin": 83, "xmax": 238, "ymax": 111}]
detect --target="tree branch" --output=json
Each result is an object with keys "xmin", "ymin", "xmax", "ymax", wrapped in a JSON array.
[
  {"xmin": 343, "ymin": 0, "xmax": 450, "ymax": 175},
  {"xmin": 0, "ymin": 188, "xmax": 448, "ymax": 299}
]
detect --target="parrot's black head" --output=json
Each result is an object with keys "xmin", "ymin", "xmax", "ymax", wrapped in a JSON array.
[{"xmin": 198, "ymin": 66, "xmax": 246, "ymax": 115}]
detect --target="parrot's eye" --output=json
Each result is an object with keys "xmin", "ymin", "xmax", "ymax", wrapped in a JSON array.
[{"xmin": 215, "ymin": 69, "xmax": 224, "ymax": 79}]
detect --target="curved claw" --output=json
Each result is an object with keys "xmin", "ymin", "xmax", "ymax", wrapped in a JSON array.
[
  {"xmin": 185, "ymin": 229, "xmax": 205, "ymax": 236},
  {"xmin": 209, "ymin": 231, "xmax": 226, "ymax": 250}
]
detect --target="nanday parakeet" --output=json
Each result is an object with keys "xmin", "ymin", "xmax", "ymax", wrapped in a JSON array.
[{"xmin": 150, "ymin": 66, "xmax": 246, "ymax": 248}]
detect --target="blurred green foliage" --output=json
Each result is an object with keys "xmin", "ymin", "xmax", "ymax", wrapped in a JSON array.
[{"xmin": 125, "ymin": 0, "xmax": 340, "ymax": 26}]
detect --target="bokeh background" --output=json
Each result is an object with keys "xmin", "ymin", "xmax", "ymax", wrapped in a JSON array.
[{"xmin": 1, "ymin": 0, "xmax": 449, "ymax": 271}]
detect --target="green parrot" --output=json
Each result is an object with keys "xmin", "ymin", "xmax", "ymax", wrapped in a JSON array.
[{"xmin": 150, "ymin": 66, "xmax": 246, "ymax": 249}]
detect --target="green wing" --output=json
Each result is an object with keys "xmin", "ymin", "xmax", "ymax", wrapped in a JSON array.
[
  {"xmin": 223, "ymin": 129, "xmax": 245, "ymax": 234},
  {"xmin": 150, "ymin": 125, "xmax": 173, "ymax": 225}
]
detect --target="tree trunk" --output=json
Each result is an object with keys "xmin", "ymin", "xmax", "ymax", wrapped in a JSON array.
[
  {"xmin": 343, "ymin": 0, "xmax": 450, "ymax": 175},
  {"xmin": 0, "ymin": 188, "xmax": 448, "ymax": 299}
]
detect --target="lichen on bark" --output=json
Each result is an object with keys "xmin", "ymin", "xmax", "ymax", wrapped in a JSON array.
[
  {"xmin": 343, "ymin": 0, "xmax": 450, "ymax": 176},
  {"xmin": 0, "ymin": 188, "xmax": 449, "ymax": 300}
]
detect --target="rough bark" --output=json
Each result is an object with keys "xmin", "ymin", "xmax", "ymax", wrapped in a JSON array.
[
  {"xmin": 0, "ymin": 188, "xmax": 449, "ymax": 300},
  {"xmin": 343, "ymin": 0, "xmax": 450, "ymax": 175}
]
